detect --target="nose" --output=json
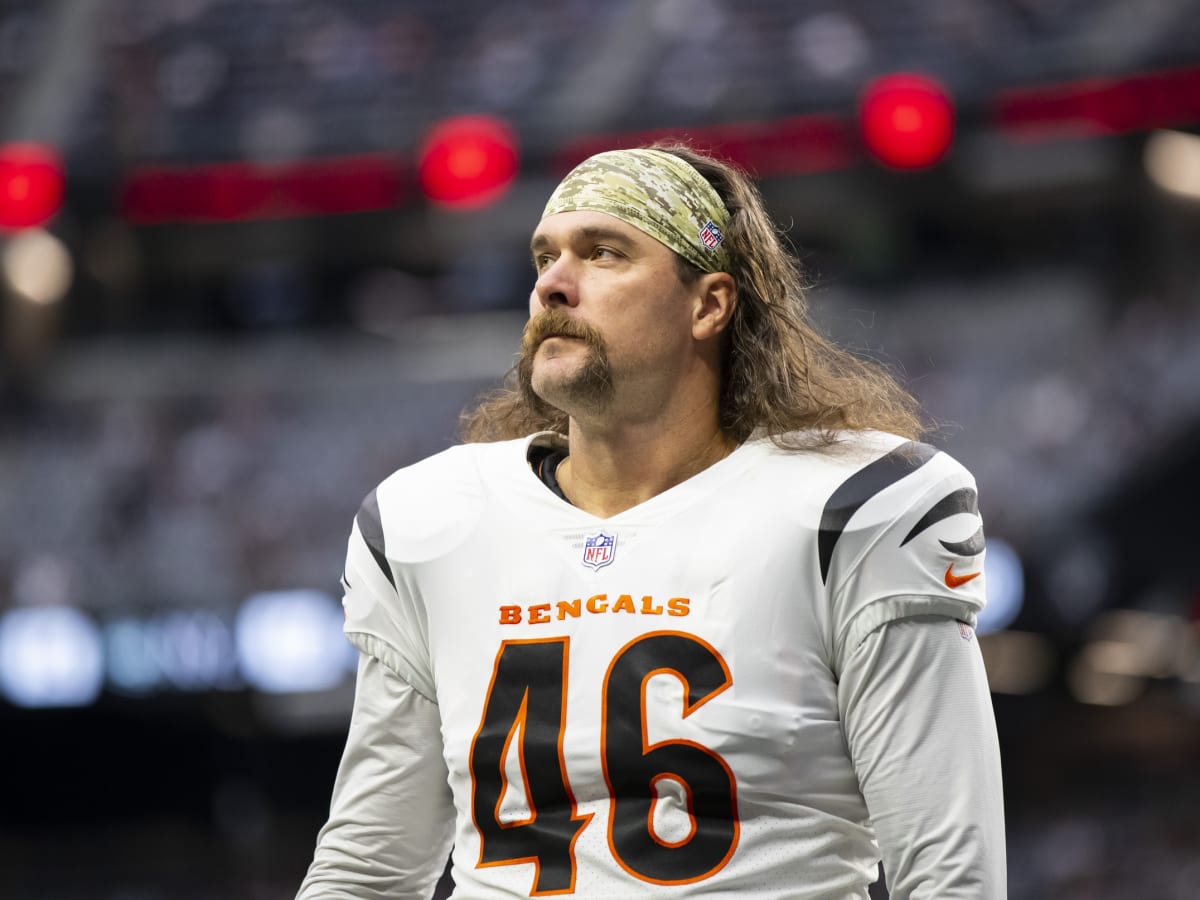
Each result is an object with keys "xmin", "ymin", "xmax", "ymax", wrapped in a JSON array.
[{"xmin": 533, "ymin": 255, "xmax": 579, "ymax": 310}]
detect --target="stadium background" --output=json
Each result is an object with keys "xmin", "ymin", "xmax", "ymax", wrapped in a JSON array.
[{"xmin": 1, "ymin": 1, "xmax": 1198, "ymax": 897}]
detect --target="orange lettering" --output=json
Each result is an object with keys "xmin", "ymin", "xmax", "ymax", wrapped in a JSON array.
[
  {"xmin": 505, "ymin": 594, "xmax": 685, "ymax": 622},
  {"xmin": 640, "ymin": 595, "xmax": 663, "ymax": 615},
  {"xmin": 611, "ymin": 594, "xmax": 636, "ymax": 614},
  {"xmin": 586, "ymin": 594, "xmax": 609, "ymax": 614}
]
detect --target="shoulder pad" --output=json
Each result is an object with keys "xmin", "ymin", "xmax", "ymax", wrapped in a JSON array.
[{"xmin": 357, "ymin": 442, "xmax": 493, "ymax": 565}]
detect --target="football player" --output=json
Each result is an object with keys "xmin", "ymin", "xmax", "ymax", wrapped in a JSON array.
[{"xmin": 298, "ymin": 145, "xmax": 1005, "ymax": 899}]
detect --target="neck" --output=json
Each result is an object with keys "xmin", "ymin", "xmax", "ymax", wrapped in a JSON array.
[{"xmin": 557, "ymin": 404, "xmax": 735, "ymax": 518}]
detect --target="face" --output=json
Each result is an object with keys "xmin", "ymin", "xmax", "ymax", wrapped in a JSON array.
[{"xmin": 522, "ymin": 210, "xmax": 699, "ymax": 420}]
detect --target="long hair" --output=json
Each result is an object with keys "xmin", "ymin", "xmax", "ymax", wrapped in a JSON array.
[{"xmin": 460, "ymin": 142, "xmax": 924, "ymax": 448}]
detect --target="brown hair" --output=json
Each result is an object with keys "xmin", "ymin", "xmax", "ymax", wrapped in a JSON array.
[{"xmin": 460, "ymin": 142, "xmax": 924, "ymax": 449}]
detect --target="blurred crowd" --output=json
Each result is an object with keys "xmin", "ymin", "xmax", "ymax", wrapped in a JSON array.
[
  {"xmin": 2, "ymin": 0, "xmax": 1200, "ymax": 174},
  {"xmin": 4, "ymin": 263, "xmax": 1199, "ymax": 619},
  {"xmin": 2, "ymin": 346, "xmax": 486, "ymax": 615},
  {"xmin": 1008, "ymin": 789, "xmax": 1200, "ymax": 900},
  {"xmin": 821, "ymin": 271, "xmax": 1200, "ymax": 534}
]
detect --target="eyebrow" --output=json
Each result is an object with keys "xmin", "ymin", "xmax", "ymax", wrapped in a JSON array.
[{"xmin": 530, "ymin": 225, "xmax": 639, "ymax": 255}]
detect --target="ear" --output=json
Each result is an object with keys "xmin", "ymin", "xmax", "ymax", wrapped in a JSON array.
[{"xmin": 691, "ymin": 272, "xmax": 737, "ymax": 342}]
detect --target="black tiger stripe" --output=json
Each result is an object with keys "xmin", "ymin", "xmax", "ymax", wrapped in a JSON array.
[
  {"xmin": 355, "ymin": 489, "xmax": 396, "ymax": 588},
  {"xmin": 900, "ymin": 487, "xmax": 978, "ymax": 546},
  {"xmin": 940, "ymin": 526, "xmax": 986, "ymax": 557},
  {"xmin": 818, "ymin": 441, "xmax": 938, "ymax": 584}
]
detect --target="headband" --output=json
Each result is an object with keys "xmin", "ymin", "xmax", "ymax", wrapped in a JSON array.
[{"xmin": 541, "ymin": 148, "xmax": 732, "ymax": 273}]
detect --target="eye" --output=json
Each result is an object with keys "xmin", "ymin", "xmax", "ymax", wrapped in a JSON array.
[
  {"xmin": 533, "ymin": 253, "xmax": 555, "ymax": 272},
  {"xmin": 591, "ymin": 245, "xmax": 620, "ymax": 261}
]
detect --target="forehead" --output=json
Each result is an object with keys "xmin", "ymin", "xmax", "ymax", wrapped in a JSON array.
[{"xmin": 531, "ymin": 209, "xmax": 665, "ymax": 252}]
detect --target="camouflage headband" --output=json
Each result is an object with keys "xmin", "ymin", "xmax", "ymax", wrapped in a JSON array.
[{"xmin": 541, "ymin": 148, "xmax": 731, "ymax": 273}]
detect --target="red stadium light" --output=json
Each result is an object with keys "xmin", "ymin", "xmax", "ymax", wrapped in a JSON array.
[
  {"xmin": 120, "ymin": 155, "xmax": 404, "ymax": 225},
  {"xmin": 994, "ymin": 65, "xmax": 1200, "ymax": 141},
  {"xmin": 859, "ymin": 74, "xmax": 954, "ymax": 170},
  {"xmin": 0, "ymin": 143, "xmax": 65, "ymax": 232},
  {"xmin": 418, "ymin": 115, "xmax": 519, "ymax": 209}
]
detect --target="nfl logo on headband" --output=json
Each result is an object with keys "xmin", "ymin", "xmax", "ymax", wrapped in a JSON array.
[{"xmin": 699, "ymin": 220, "xmax": 724, "ymax": 251}]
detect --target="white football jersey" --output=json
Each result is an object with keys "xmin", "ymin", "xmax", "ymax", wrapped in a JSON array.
[{"xmin": 339, "ymin": 431, "xmax": 988, "ymax": 899}]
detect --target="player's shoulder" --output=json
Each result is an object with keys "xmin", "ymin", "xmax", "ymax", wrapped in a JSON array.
[
  {"xmin": 760, "ymin": 429, "xmax": 976, "ymax": 505},
  {"xmin": 800, "ymin": 433, "xmax": 988, "ymax": 660},
  {"xmin": 354, "ymin": 436, "xmax": 533, "ymax": 563}
]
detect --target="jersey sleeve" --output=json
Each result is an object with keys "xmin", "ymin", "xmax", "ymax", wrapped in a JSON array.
[
  {"xmin": 824, "ymin": 443, "xmax": 987, "ymax": 671},
  {"xmin": 297, "ymin": 653, "xmax": 455, "ymax": 900},
  {"xmin": 341, "ymin": 486, "xmax": 438, "ymax": 702},
  {"xmin": 341, "ymin": 445, "xmax": 488, "ymax": 702},
  {"xmin": 839, "ymin": 615, "xmax": 1006, "ymax": 898}
]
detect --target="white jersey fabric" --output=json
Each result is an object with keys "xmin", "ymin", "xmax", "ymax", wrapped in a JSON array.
[{"xmin": 299, "ymin": 431, "xmax": 1005, "ymax": 899}]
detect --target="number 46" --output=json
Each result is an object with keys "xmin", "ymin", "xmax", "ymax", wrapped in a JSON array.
[{"xmin": 468, "ymin": 631, "xmax": 740, "ymax": 896}]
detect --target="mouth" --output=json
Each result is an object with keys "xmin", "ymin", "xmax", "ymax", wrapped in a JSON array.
[
  {"xmin": 537, "ymin": 334, "xmax": 573, "ymax": 354},
  {"xmin": 538, "ymin": 332, "xmax": 583, "ymax": 347}
]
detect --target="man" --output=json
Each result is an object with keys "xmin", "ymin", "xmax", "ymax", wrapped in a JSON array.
[{"xmin": 298, "ymin": 145, "xmax": 1005, "ymax": 898}]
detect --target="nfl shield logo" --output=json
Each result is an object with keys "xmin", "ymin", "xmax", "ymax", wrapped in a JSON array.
[
  {"xmin": 699, "ymin": 220, "xmax": 723, "ymax": 251},
  {"xmin": 581, "ymin": 531, "xmax": 616, "ymax": 571}
]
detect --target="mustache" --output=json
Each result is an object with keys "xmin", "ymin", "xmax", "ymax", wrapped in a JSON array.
[
  {"xmin": 517, "ymin": 308, "xmax": 613, "ymax": 415},
  {"xmin": 521, "ymin": 309, "xmax": 606, "ymax": 355}
]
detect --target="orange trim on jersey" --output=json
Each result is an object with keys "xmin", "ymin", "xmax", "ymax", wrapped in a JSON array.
[
  {"xmin": 468, "ymin": 637, "xmax": 593, "ymax": 897},
  {"xmin": 494, "ymin": 691, "xmax": 535, "ymax": 828},
  {"xmin": 647, "ymin": 772, "xmax": 699, "ymax": 849},
  {"xmin": 599, "ymin": 629, "xmax": 740, "ymax": 887},
  {"xmin": 551, "ymin": 638, "xmax": 594, "ymax": 882}
]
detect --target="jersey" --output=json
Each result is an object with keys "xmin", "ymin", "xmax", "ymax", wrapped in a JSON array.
[{"xmin": 337, "ymin": 430, "xmax": 989, "ymax": 898}]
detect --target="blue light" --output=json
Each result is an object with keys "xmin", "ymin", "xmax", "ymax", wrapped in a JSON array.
[
  {"xmin": 156, "ymin": 610, "xmax": 239, "ymax": 691},
  {"xmin": 235, "ymin": 590, "xmax": 349, "ymax": 693},
  {"xmin": 105, "ymin": 617, "xmax": 164, "ymax": 695},
  {"xmin": 978, "ymin": 537, "xmax": 1025, "ymax": 634},
  {"xmin": 0, "ymin": 606, "xmax": 105, "ymax": 707}
]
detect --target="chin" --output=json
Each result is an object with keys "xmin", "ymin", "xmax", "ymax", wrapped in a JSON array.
[
  {"xmin": 529, "ymin": 369, "xmax": 572, "ymax": 409},
  {"xmin": 532, "ymin": 351, "xmax": 580, "ymax": 386},
  {"xmin": 528, "ymin": 346, "xmax": 614, "ymax": 414}
]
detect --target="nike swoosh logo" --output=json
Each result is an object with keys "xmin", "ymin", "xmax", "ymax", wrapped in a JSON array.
[{"xmin": 945, "ymin": 563, "xmax": 981, "ymax": 589}]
